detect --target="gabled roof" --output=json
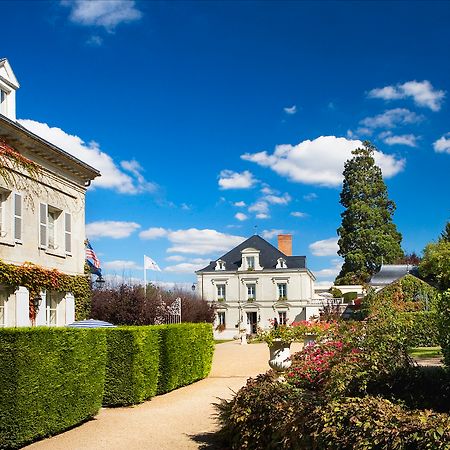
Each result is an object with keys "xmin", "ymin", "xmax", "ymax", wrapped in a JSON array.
[
  {"xmin": 370, "ymin": 264, "xmax": 419, "ymax": 287},
  {"xmin": 197, "ymin": 234, "xmax": 306, "ymax": 272}
]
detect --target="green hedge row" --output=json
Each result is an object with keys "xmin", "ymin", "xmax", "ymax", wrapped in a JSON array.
[
  {"xmin": 438, "ymin": 290, "xmax": 450, "ymax": 368},
  {"xmin": 0, "ymin": 328, "xmax": 107, "ymax": 450},
  {"xmin": 0, "ymin": 323, "xmax": 214, "ymax": 449},
  {"xmin": 399, "ymin": 311, "xmax": 440, "ymax": 347},
  {"xmin": 103, "ymin": 326, "xmax": 161, "ymax": 406},
  {"xmin": 157, "ymin": 323, "xmax": 214, "ymax": 394}
]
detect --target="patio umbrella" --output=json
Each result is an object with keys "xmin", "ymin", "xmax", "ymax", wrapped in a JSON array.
[{"xmin": 67, "ymin": 319, "xmax": 116, "ymax": 328}]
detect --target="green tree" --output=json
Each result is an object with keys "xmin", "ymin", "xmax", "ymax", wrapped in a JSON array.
[
  {"xmin": 335, "ymin": 141, "xmax": 403, "ymax": 285},
  {"xmin": 439, "ymin": 221, "xmax": 450, "ymax": 242},
  {"xmin": 419, "ymin": 240, "xmax": 450, "ymax": 291}
]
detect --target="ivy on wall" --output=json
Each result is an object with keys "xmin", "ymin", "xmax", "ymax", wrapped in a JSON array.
[{"xmin": 0, "ymin": 259, "xmax": 92, "ymax": 321}]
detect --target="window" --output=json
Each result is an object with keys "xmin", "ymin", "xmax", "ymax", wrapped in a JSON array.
[
  {"xmin": 0, "ymin": 290, "xmax": 6, "ymax": 327},
  {"xmin": 65, "ymin": 213, "xmax": 72, "ymax": 253},
  {"xmin": 278, "ymin": 283, "xmax": 287, "ymax": 299},
  {"xmin": 247, "ymin": 284, "xmax": 256, "ymax": 300},
  {"xmin": 279, "ymin": 311, "xmax": 287, "ymax": 325},
  {"xmin": 13, "ymin": 193, "xmax": 22, "ymax": 241},
  {"xmin": 246, "ymin": 256, "xmax": 255, "ymax": 270},
  {"xmin": 215, "ymin": 259, "xmax": 226, "ymax": 270},
  {"xmin": 217, "ymin": 284, "xmax": 226, "ymax": 301},
  {"xmin": 46, "ymin": 292, "xmax": 58, "ymax": 326},
  {"xmin": 276, "ymin": 258, "xmax": 287, "ymax": 269},
  {"xmin": 217, "ymin": 311, "xmax": 226, "ymax": 326},
  {"xmin": 40, "ymin": 203, "xmax": 63, "ymax": 250}
]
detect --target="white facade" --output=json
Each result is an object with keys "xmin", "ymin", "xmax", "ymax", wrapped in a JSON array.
[
  {"xmin": 196, "ymin": 235, "xmax": 322, "ymax": 339},
  {"xmin": 0, "ymin": 59, "xmax": 99, "ymax": 328}
]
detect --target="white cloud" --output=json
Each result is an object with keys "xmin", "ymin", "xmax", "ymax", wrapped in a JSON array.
[
  {"xmin": 140, "ymin": 228, "xmax": 245, "ymax": 255},
  {"xmin": 18, "ymin": 119, "xmax": 156, "ymax": 194},
  {"xmin": 139, "ymin": 227, "xmax": 168, "ymax": 240},
  {"xmin": 167, "ymin": 228, "xmax": 244, "ymax": 255},
  {"xmin": 61, "ymin": 0, "xmax": 142, "ymax": 32},
  {"xmin": 291, "ymin": 211, "xmax": 307, "ymax": 218},
  {"xmin": 248, "ymin": 201, "xmax": 269, "ymax": 214},
  {"xmin": 242, "ymin": 136, "xmax": 404, "ymax": 188},
  {"xmin": 164, "ymin": 258, "xmax": 210, "ymax": 273},
  {"xmin": 359, "ymin": 108, "xmax": 423, "ymax": 130},
  {"xmin": 313, "ymin": 258, "xmax": 343, "ymax": 278},
  {"xmin": 235, "ymin": 212, "xmax": 248, "ymax": 221},
  {"xmin": 218, "ymin": 170, "xmax": 257, "ymax": 190},
  {"xmin": 264, "ymin": 193, "xmax": 291, "ymax": 205},
  {"xmin": 260, "ymin": 186, "xmax": 275, "ymax": 195},
  {"xmin": 103, "ymin": 260, "xmax": 141, "ymax": 270},
  {"xmin": 234, "ymin": 201, "xmax": 246, "ymax": 207},
  {"xmin": 379, "ymin": 131, "xmax": 418, "ymax": 147},
  {"xmin": 433, "ymin": 133, "xmax": 450, "ymax": 154},
  {"xmin": 309, "ymin": 237, "xmax": 339, "ymax": 257},
  {"xmin": 261, "ymin": 229, "xmax": 284, "ymax": 239},
  {"xmin": 86, "ymin": 221, "xmax": 140, "ymax": 240},
  {"xmin": 303, "ymin": 193, "xmax": 318, "ymax": 201},
  {"xmin": 165, "ymin": 255, "xmax": 186, "ymax": 262},
  {"xmin": 368, "ymin": 80, "xmax": 445, "ymax": 111},
  {"xmin": 256, "ymin": 213, "xmax": 270, "ymax": 219},
  {"xmin": 284, "ymin": 105, "xmax": 297, "ymax": 115}
]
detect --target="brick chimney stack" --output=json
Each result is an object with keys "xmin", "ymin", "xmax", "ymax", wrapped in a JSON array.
[{"xmin": 278, "ymin": 234, "xmax": 292, "ymax": 256}]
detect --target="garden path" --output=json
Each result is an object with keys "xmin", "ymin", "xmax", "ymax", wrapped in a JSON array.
[{"xmin": 25, "ymin": 341, "xmax": 303, "ymax": 450}]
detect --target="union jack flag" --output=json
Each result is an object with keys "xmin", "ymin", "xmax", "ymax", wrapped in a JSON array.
[{"xmin": 85, "ymin": 239, "xmax": 101, "ymax": 271}]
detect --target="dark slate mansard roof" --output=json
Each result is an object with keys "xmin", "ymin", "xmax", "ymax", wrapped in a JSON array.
[{"xmin": 197, "ymin": 235, "xmax": 306, "ymax": 272}]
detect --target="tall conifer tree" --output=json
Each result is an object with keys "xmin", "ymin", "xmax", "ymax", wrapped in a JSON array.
[{"xmin": 335, "ymin": 141, "xmax": 403, "ymax": 284}]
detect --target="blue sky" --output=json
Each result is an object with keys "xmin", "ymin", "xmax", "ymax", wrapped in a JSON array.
[{"xmin": 3, "ymin": 1, "xmax": 450, "ymax": 287}]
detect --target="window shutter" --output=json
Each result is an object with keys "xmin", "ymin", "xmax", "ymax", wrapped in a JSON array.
[
  {"xmin": 39, "ymin": 203, "xmax": 48, "ymax": 248},
  {"xmin": 14, "ymin": 193, "xmax": 22, "ymax": 241},
  {"xmin": 65, "ymin": 212, "xmax": 72, "ymax": 253}
]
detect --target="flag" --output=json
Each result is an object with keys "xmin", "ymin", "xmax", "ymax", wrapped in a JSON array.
[
  {"xmin": 144, "ymin": 255, "xmax": 161, "ymax": 271},
  {"xmin": 85, "ymin": 239, "xmax": 102, "ymax": 275}
]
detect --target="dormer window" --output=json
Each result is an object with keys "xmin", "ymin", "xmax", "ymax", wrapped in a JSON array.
[
  {"xmin": 276, "ymin": 258, "xmax": 287, "ymax": 269},
  {"xmin": 239, "ymin": 247, "xmax": 263, "ymax": 271},
  {"xmin": 215, "ymin": 259, "xmax": 226, "ymax": 271}
]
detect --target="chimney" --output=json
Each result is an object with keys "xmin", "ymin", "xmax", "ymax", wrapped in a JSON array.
[{"xmin": 278, "ymin": 234, "xmax": 292, "ymax": 256}]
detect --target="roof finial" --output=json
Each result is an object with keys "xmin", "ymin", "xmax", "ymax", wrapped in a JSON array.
[{"xmin": 254, "ymin": 225, "xmax": 258, "ymax": 235}]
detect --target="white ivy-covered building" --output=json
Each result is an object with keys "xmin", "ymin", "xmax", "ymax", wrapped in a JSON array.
[
  {"xmin": 196, "ymin": 234, "xmax": 323, "ymax": 339},
  {"xmin": 0, "ymin": 58, "xmax": 99, "ymax": 327}
]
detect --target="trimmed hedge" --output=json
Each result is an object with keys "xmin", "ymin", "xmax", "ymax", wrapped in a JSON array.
[
  {"xmin": 103, "ymin": 326, "xmax": 161, "ymax": 406},
  {"xmin": 158, "ymin": 323, "xmax": 214, "ymax": 394},
  {"xmin": 0, "ymin": 328, "xmax": 106, "ymax": 450},
  {"xmin": 399, "ymin": 311, "xmax": 440, "ymax": 347},
  {"xmin": 438, "ymin": 289, "xmax": 450, "ymax": 369}
]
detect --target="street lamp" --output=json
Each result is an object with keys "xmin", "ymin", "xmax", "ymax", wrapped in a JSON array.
[{"xmin": 191, "ymin": 283, "xmax": 196, "ymax": 292}]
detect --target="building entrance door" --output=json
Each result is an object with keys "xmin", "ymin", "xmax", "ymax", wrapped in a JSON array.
[{"xmin": 246, "ymin": 311, "xmax": 258, "ymax": 335}]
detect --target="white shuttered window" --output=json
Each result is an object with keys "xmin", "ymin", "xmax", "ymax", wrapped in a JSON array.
[
  {"xmin": 65, "ymin": 212, "xmax": 72, "ymax": 253},
  {"xmin": 39, "ymin": 203, "xmax": 48, "ymax": 248},
  {"xmin": 13, "ymin": 193, "xmax": 22, "ymax": 241}
]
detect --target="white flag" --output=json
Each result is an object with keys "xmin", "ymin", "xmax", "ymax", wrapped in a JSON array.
[{"xmin": 144, "ymin": 255, "xmax": 162, "ymax": 271}]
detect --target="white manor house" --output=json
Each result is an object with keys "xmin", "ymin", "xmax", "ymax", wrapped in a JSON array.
[
  {"xmin": 196, "ymin": 234, "xmax": 328, "ymax": 339},
  {"xmin": 0, "ymin": 58, "xmax": 99, "ymax": 327}
]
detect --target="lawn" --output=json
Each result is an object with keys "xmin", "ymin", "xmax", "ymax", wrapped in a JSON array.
[{"xmin": 409, "ymin": 347, "xmax": 442, "ymax": 358}]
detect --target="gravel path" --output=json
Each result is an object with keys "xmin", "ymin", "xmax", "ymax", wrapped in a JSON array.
[{"xmin": 26, "ymin": 341, "xmax": 302, "ymax": 450}]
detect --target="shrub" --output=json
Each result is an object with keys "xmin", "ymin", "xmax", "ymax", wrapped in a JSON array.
[
  {"xmin": 438, "ymin": 289, "xmax": 450, "ymax": 368},
  {"xmin": 157, "ymin": 323, "xmax": 214, "ymax": 394},
  {"xmin": 399, "ymin": 311, "xmax": 439, "ymax": 347},
  {"xmin": 91, "ymin": 283, "xmax": 215, "ymax": 325},
  {"xmin": 103, "ymin": 326, "xmax": 161, "ymax": 406},
  {"xmin": 315, "ymin": 396, "xmax": 450, "ymax": 449},
  {"xmin": 215, "ymin": 372, "xmax": 317, "ymax": 450},
  {"xmin": 342, "ymin": 291, "xmax": 357, "ymax": 302},
  {"xmin": 0, "ymin": 328, "xmax": 106, "ymax": 449}
]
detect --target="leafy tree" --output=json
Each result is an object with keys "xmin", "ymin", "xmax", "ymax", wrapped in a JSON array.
[
  {"xmin": 335, "ymin": 141, "xmax": 403, "ymax": 285},
  {"xmin": 419, "ymin": 240, "xmax": 450, "ymax": 291},
  {"xmin": 439, "ymin": 221, "xmax": 450, "ymax": 242}
]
